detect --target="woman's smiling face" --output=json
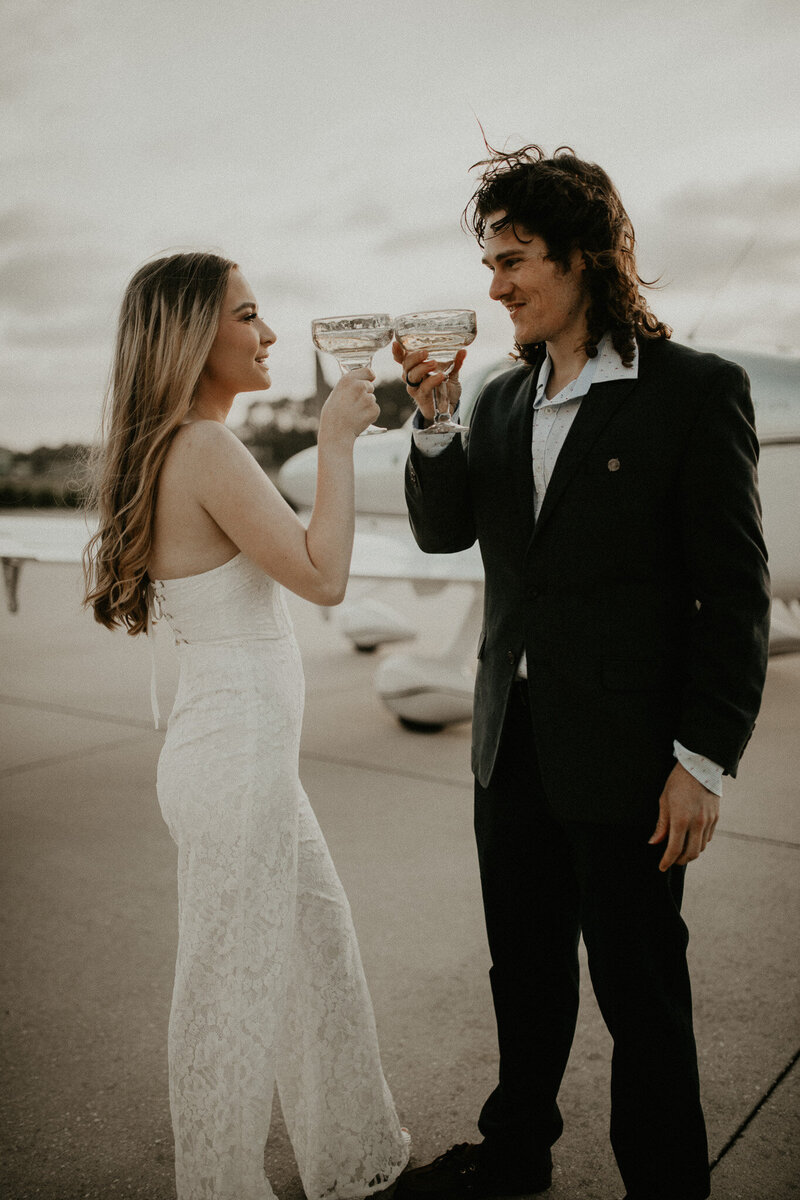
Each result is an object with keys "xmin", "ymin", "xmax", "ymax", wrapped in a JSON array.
[{"xmin": 199, "ymin": 268, "xmax": 276, "ymax": 399}]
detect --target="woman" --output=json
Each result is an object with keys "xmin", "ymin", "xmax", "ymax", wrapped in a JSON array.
[{"xmin": 84, "ymin": 253, "xmax": 409, "ymax": 1200}]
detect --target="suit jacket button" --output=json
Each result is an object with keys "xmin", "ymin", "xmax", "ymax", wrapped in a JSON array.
[
  {"xmin": 607, "ymin": 457, "xmax": 621, "ymax": 471},
  {"xmin": 506, "ymin": 650, "xmax": 516, "ymax": 665}
]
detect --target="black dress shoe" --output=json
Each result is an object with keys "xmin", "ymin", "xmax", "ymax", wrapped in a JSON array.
[
  {"xmin": 393, "ymin": 1142, "xmax": 552, "ymax": 1200},
  {"xmin": 621, "ymin": 1193, "xmax": 710, "ymax": 1199}
]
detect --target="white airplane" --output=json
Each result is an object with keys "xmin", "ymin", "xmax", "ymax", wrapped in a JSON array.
[
  {"xmin": 277, "ymin": 348, "xmax": 800, "ymax": 727},
  {"xmin": 3, "ymin": 349, "xmax": 799, "ymax": 730}
]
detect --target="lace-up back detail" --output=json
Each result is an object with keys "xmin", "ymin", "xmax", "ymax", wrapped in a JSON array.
[{"xmin": 151, "ymin": 552, "xmax": 292, "ymax": 645}]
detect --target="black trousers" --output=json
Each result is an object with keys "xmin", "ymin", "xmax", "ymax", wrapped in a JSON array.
[{"xmin": 474, "ymin": 682, "xmax": 710, "ymax": 1200}]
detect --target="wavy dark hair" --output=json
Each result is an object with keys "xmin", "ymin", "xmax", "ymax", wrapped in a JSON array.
[{"xmin": 464, "ymin": 143, "xmax": 670, "ymax": 366}]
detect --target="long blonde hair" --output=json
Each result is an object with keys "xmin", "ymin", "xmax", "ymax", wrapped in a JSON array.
[{"xmin": 83, "ymin": 252, "xmax": 236, "ymax": 635}]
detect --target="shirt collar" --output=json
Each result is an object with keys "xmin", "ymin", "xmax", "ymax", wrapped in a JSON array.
[{"xmin": 534, "ymin": 332, "xmax": 639, "ymax": 408}]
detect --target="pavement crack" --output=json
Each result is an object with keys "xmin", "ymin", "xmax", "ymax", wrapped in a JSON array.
[
  {"xmin": 716, "ymin": 828, "xmax": 800, "ymax": 850},
  {"xmin": 709, "ymin": 1045, "xmax": 800, "ymax": 1172},
  {"xmin": 0, "ymin": 730, "xmax": 158, "ymax": 780},
  {"xmin": 0, "ymin": 694, "xmax": 154, "ymax": 731},
  {"xmin": 299, "ymin": 750, "xmax": 471, "ymax": 790}
]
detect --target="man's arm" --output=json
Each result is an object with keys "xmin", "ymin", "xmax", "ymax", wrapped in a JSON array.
[
  {"xmin": 396, "ymin": 342, "xmax": 478, "ymax": 555},
  {"xmin": 405, "ymin": 430, "xmax": 477, "ymax": 555},
  {"xmin": 675, "ymin": 358, "xmax": 771, "ymax": 773},
  {"xmin": 652, "ymin": 358, "xmax": 770, "ymax": 870}
]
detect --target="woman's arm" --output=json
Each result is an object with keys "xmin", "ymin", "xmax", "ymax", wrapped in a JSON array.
[{"xmin": 187, "ymin": 369, "xmax": 379, "ymax": 605}]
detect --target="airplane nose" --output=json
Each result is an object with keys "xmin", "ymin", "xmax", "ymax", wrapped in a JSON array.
[{"xmin": 276, "ymin": 445, "xmax": 318, "ymax": 509}]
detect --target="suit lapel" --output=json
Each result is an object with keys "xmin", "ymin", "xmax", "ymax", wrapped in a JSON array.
[{"xmin": 532, "ymin": 374, "xmax": 640, "ymax": 540}]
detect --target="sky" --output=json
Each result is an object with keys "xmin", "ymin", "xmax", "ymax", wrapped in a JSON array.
[{"xmin": 2, "ymin": 0, "xmax": 799, "ymax": 450}]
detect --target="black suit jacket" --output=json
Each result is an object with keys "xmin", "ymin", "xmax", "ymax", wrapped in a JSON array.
[{"xmin": 405, "ymin": 338, "xmax": 771, "ymax": 823}]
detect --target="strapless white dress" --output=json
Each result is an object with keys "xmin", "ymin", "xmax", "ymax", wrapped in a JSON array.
[{"xmin": 151, "ymin": 553, "xmax": 409, "ymax": 1200}]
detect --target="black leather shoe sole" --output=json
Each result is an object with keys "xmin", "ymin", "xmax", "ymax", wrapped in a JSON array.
[{"xmin": 393, "ymin": 1142, "xmax": 551, "ymax": 1200}]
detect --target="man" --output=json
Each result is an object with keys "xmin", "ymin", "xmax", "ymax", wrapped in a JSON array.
[{"xmin": 393, "ymin": 145, "xmax": 770, "ymax": 1200}]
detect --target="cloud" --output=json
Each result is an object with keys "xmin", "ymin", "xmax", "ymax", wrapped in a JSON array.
[
  {"xmin": 379, "ymin": 219, "xmax": 468, "ymax": 254},
  {"xmin": 0, "ymin": 2, "xmax": 78, "ymax": 101},
  {"xmin": 0, "ymin": 208, "xmax": 131, "ymax": 351},
  {"xmin": 641, "ymin": 172, "xmax": 800, "ymax": 294},
  {"xmin": 0, "ymin": 222, "xmax": 124, "ymax": 443},
  {"xmin": 0, "ymin": 207, "xmax": 47, "ymax": 244},
  {"xmin": 2, "ymin": 248, "xmax": 110, "ymax": 305},
  {"xmin": 0, "ymin": 249, "xmax": 123, "ymax": 388},
  {"xmin": 243, "ymin": 266, "xmax": 321, "ymax": 306},
  {"xmin": 281, "ymin": 196, "xmax": 396, "ymax": 239},
  {"xmin": 664, "ymin": 173, "xmax": 800, "ymax": 224}
]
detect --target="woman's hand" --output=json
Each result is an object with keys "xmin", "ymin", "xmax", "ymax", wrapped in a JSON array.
[
  {"xmin": 319, "ymin": 367, "xmax": 379, "ymax": 443},
  {"xmin": 392, "ymin": 342, "xmax": 468, "ymax": 424}
]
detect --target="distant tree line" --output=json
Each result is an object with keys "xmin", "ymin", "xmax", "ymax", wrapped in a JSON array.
[
  {"xmin": 0, "ymin": 483, "xmax": 84, "ymax": 509},
  {"xmin": 0, "ymin": 443, "xmax": 87, "ymax": 508},
  {"xmin": 0, "ymin": 379, "xmax": 415, "ymax": 509},
  {"xmin": 243, "ymin": 378, "xmax": 413, "ymax": 470}
]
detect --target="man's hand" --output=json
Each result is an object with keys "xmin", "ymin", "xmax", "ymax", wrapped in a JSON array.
[
  {"xmin": 649, "ymin": 761, "xmax": 720, "ymax": 872},
  {"xmin": 392, "ymin": 341, "xmax": 467, "ymax": 424}
]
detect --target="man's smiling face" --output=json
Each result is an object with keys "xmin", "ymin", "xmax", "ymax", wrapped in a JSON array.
[{"xmin": 481, "ymin": 212, "xmax": 589, "ymax": 351}]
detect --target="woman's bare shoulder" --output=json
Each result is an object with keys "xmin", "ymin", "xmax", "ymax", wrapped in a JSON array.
[
  {"xmin": 173, "ymin": 418, "xmax": 243, "ymax": 451},
  {"xmin": 151, "ymin": 423, "xmax": 246, "ymax": 576},
  {"xmin": 164, "ymin": 420, "xmax": 250, "ymax": 475}
]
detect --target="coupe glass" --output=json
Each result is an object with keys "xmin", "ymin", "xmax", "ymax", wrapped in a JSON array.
[
  {"xmin": 311, "ymin": 313, "xmax": 394, "ymax": 436},
  {"xmin": 394, "ymin": 309, "xmax": 477, "ymax": 434}
]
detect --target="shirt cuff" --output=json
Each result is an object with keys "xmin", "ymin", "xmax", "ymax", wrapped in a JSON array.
[
  {"xmin": 673, "ymin": 740, "xmax": 723, "ymax": 797},
  {"xmin": 411, "ymin": 407, "xmax": 461, "ymax": 456}
]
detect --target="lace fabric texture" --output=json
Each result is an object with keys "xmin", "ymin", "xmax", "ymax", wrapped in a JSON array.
[{"xmin": 153, "ymin": 554, "xmax": 409, "ymax": 1200}]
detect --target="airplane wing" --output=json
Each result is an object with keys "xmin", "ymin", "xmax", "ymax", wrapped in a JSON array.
[
  {"xmin": 2, "ymin": 510, "xmax": 798, "ymax": 667},
  {"xmin": 0, "ymin": 511, "xmax": 483, "ymax": 587},
  {"xmin": 0, "ymin": 513, "xmax": 91, "ymax": 613},
  {"xmin": 349, "ymin": 527, "xmax": 483, "ymax": 583},
  {"xmin": 0, "ymin": 513, "xmax": 92, "ymax": 562}
]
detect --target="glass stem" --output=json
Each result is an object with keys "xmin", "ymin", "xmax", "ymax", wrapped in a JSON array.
[
  {"xmin": 338, "ymin": 358, "xmax": 372, "ymax": 374},
  {"xmin": 336, "ymin": 358, "xmax": 385, "ymax": 435},
  {"xmin": 432, "ymin": 370, "xmax": 452, "ymax": 423}
]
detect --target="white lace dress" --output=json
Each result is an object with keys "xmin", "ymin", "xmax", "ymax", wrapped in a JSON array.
[{"xmin": 151, "ymin": 552, "xmax": 409, "ymax": 1200}]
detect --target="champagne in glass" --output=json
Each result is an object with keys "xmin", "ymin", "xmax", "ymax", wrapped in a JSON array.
[
  {"xmin": 311, "ymin": 313, "xmax": 394, "ymax": 435},
  {"xmin": 394, "ymin": 309, "xmax": 477, "ymax": 434}
]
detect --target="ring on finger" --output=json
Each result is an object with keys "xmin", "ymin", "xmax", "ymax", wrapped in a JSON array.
[{"xmin": 404, "ymin": 373, "xmax": 422, "ymax": 389}]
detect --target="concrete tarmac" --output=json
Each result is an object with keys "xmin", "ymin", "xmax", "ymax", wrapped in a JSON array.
[{"xmin": 1, "ymin": 562, "xmax": 799, "ymax": 1199}]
